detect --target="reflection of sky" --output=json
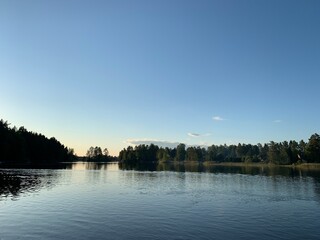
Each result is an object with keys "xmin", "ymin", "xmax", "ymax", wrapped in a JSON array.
[
  {"xmin": 68, "ymin": 162, "xmax": 120, "ymax": 188},
  {"xmin": 71, "ymin": 162, "xmax": 119, "ymax": 171},
  {"xmin": 0, "ymin": 165, "xmax": 320, "ymax": 239},
  {"xmin": 1, "ymin": 164, "xmax": 320, "ymax": 203}
]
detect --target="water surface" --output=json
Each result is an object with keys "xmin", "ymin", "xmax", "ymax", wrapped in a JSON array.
[{"xmin": 0, "ymin": 162, "xmax": 319, "ymax": 239}]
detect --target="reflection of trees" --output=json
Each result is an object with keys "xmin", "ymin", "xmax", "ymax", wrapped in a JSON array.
[
  {"xmin": 71, "ymin": 162, "xmax": 119, "ymax": 171},
  {"xmin": 119, "ymin": 162, "xmax": 157, "ymax": 171},
  {"xmin": 0, "ymin": 170, "xmax": 58, "ymax": 200},
  {"xmin": 120, "ymin": 161, "xmax": 320, "ymax": 178},
  {"xmin": 313, "ymin": 177, "xmax": 320, "ymax": 203},
  {"xmin": 119, "ymin": 162, "xmax": 320, "ymax": 204}
]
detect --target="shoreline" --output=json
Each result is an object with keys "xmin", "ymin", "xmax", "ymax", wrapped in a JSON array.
[
  {"xmin": 160, "ymin": 161, "xmax": 320, "ymax": 169},
  {"xmin": 203, "ymin": 162, "xmax": 320, "ymax": 170}
]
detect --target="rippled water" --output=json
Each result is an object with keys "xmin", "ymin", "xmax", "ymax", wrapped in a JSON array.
[{"xmin": 0, "ymin": 162, "xmax": 320, "ymax": 239}]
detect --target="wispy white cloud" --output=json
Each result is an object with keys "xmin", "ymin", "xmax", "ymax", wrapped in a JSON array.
[
  {"xmin": 188, "ymin": 133, "xmax": 212, "ymax": 138},
  {"xmin": 125, "ymin": 139, "xmax": 180, "ymax": 148},
  {"xmin": 188, "ymin": 133, "xmax": 201, "ymax": 137},
  {"xmin": 273, "ymin": 120, "xmax": 282, "ymax": 123},
  {"xmin": 212, "ymin": 116, "xmax": 225, "ymax": 121}
]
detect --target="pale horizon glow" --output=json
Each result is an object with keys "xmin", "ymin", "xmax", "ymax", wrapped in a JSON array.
[{"xmin": 1, "ymin": 0, "xmax": 319, "ymax": 156}]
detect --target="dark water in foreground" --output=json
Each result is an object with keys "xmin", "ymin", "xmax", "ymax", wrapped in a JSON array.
[{"xmin": 0, "ymin": 162, "xmax": 320, "ymax": 240}]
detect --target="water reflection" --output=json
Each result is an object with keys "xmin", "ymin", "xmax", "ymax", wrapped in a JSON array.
[
  {"xmin": 1, "ymin": 162, "xmax": 319, "ymax": 203},
  {"xmin": 0, "ymin": 169, "xmax": 58, "ymax": 200},
  {"xmin": 121, "ymin": 162, "xmax": 320, "ymax": 201},
  {"xmin": 71, "ymin": 162, "xmax": 119, "ymax": 171},
  {"xmin": 120, "ymin": 161, "xmax": 320, "ymax": 178},
  {"xmin": 1, "ymin": 162, "xmax": 320, "ymax": 240},
  {"xmin": 0, "ymin": 162, "xmax": 119, "ymax": 200}
]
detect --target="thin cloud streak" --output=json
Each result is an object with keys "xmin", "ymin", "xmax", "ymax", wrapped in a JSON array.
[
  {"xmin": 188, "ymin": 133, "xmax": 201, "ymax": 137},
  {"xmin": 212, "ymin": 116, "xmax": 225, "ymax": 121},
  {"xmin": 188, "ymin": 133, "xmax": 211, "ymax": 137}
]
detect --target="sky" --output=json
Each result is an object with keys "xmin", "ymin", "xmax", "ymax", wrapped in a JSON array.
[{"xmin": 0, "ymin": 0, "xmax": 319, "ymax": 156}]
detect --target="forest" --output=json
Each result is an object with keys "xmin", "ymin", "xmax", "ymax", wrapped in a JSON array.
[
  {"xmin": 1, "ymin": 118, "xmax": 319, "ymax": 166},
  {"xmin": 0, "ymin": 119, "xmax": 74, "ymax": 164},
  {"xmin": 119, "ymin": 133, "xmax": 320, "ymax": 165},
  {"xmin": 0, "ymin": 119, "xmax": 116, "ymax": 164}
]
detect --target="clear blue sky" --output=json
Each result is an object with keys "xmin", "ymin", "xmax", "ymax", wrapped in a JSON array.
[{"xmin": 1, "ymin": 0, "xmax": 319, "ymax": 156}]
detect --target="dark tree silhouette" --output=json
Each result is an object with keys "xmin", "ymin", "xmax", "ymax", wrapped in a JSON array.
[
  {"xmin": 85, "ymin": 146, "xmax": 116, "ymax": 162},
  {"xmin": 0, "ymin": 119, "xmax": 74, "ymax": 164}
]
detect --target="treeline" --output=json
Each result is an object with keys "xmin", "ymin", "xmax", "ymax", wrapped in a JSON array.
[
  {"xmin": 85, "ymin": 146, "xmax": 118, "ymax": 162},
  {"xmin": 119, "ymin": 133, "xmax": 320, "ymax": 165},
  {"xmin": 0, "ymin": 119, "xmax": 74, "ymax": 164}
]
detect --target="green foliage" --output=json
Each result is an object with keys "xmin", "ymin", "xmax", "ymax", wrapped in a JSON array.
[
  {"xmin": 305, "ymin": 134, "xmax": 320, "ymax": 163},
  {"xmin": 267, "ymin": 142, "xmax": 290, "ymax": 165},
  {"xmin": 86, "ymin": 146, "xmax": 114, "ymax": 162},
  {"xmin": 157, "ymin": 148, "xmax": 170, "ymax": 162},
  {"xmin": 175, "ymin": 144, "xmax": 186, "ymax": 162},
  {"xmin": 186, "ymin": 147, "xmax": 198, "ymax": 161},
  {"xmin": 186, "ymin": 146, "xmax": 205, "ymax": 162},
  {"xmin": 118, "ymin": 133, "xmax": 320, "ymax": 165},
  {"xmin": 118, "ymin": 144, "xmax": 159, "ymax": 164}
]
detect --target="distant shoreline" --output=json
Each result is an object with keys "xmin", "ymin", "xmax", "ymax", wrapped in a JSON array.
[
  {"xmin": 203, "ymin": 162, "xmax": 320, "ymax": 170},
  {"xmin": 159, "ymin": 161, "xmax": 320, "ymax": 169}
]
